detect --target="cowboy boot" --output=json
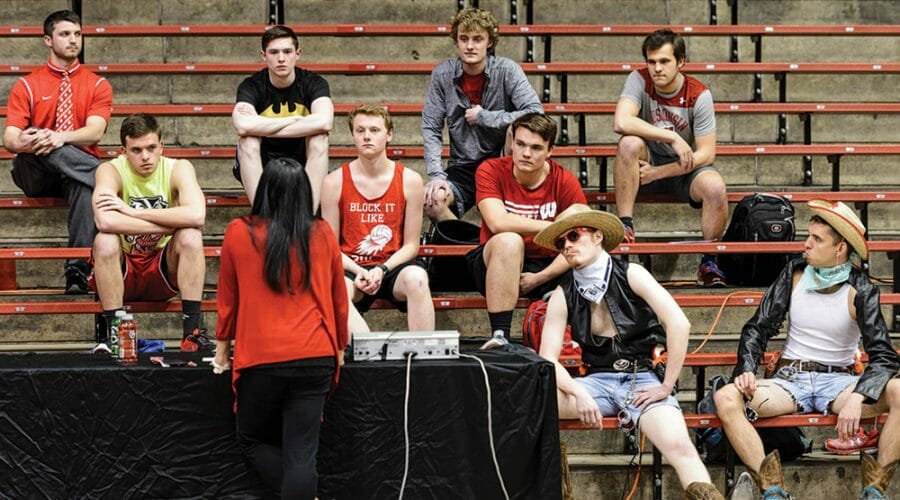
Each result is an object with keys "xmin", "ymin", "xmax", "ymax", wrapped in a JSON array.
[
  {"xmin": 859, "ymin": 453, "xmax": 897, "ymax": 499},
  {"xmin": 748, "ymin": 451, "xmax": 794, "ymax": 500},
  {"xmin": 685, "ymin": 482, "xmax": 725, "ymax": 499},
  {"xmin": 729, "ymin": 471, "xmax": 760, "ymax": 500}
]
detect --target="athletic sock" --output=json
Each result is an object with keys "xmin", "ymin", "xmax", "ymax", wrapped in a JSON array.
[
  {"xmin": 619, "ymin": 216, "xmax": 634, "ymax": 230},
  {"xmin": 701, "ymin": 254, "xmax": 717, "ymax": 265},
  {"xmin": 181, "ymin": 300, "xmax": 202, "ymax": 339},
  {"xmin": 488, "ymin": 310, "xmax": 514, "ymax": 339}
]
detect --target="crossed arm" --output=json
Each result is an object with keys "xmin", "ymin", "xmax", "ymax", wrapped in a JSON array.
[
  {"xmin": 92, "ymin": 160, "xmax": 206, "ymax": 235},
  {"xmin": 3, "ymin": 115, "xmax": 108, "ymax": 156},
  {"xmin": 231, "ymin": 97, "xmax": 334, "ymax": 138}
]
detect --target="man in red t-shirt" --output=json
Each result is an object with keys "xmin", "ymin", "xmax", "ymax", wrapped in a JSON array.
[
  {"xmin": 321, "ymin": 105, "xmax": 434, "ymax": 335},
  {"xmin": 2, "ymin": 10, "xmax": 113, "ymax": 293},
  {"xmin": 466, "ymin": 113, "xmax": 587, "ymax": 342}
]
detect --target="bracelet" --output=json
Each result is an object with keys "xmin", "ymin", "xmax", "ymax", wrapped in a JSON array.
[{"xmin": 376, "ymin": 264, "xmax": 390, "ymax": 274}]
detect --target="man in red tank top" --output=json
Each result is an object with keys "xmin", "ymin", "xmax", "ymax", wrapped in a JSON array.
[{"xmin": 321, "ymin": 106, "xmax": 435, "ymax": 335}]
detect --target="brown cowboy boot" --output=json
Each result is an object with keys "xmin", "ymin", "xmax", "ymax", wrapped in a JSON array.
[
  {"xmin": 860, "ymin": 453, "xmax": 897, "ymax": 499},
  {"xmin": 684, "ymin": 482, "xmax": 724, "ymax": 499},
  {"xmin": 748, "ymin": 450, "xmax": 794, "ymax": 499}
]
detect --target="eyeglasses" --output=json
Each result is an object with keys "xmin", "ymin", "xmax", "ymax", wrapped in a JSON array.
[{"xmin": 554, "ymin": 227, "xmax": 595, "ymax": 251}]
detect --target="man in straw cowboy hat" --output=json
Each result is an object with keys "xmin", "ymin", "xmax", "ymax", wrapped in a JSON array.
[
  {"xmin": 533, "ymin": 203, "xmax": 723, "ymax": 499},
  {"xmin": 713, "ymin": 200, "xmax": 899, "ymax": 500}
]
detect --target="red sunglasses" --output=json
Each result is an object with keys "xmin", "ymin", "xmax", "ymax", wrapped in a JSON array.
[{"xmin": 554, "ymin": 227, "xmax": 595, "ymax": 250}]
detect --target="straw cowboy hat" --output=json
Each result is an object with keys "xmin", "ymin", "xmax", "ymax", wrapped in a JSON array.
[
  {"xmin": 807, "ymin": 199, "xmax": 868, "ymax": 260},
  {"xmin": 534, "ymin": 204, "xmax": 625, "ymax": 253}
]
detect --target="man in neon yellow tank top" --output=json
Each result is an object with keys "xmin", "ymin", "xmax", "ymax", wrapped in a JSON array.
[{"xmin": 90, "ymin": 113, "xmax": 212, "ymax": 353}]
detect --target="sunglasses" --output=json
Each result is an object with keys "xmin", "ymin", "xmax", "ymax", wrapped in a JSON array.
[{"xmin": 554, "ymin": 227, "xmax": 595, "ymax": 251}]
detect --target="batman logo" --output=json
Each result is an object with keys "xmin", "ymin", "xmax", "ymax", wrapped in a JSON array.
[{"xmin": 260, "ymin": 101, "xmax": 311, "ymax": 118}]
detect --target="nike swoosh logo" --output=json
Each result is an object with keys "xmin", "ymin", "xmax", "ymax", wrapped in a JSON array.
[{"xmin": 41, "ymin": 96, "xmax": 53, "ymax": 101}]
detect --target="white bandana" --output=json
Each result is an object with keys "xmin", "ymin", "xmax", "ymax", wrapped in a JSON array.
[{"xmin": 572, "ymin": 252, "xmax": 612, "ymax": 304}]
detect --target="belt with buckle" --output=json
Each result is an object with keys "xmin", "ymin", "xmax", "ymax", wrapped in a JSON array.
[
  {"xmin": 777, "ymin": 358, "xmax": 854, "ymax": 374},
  {"xmin": 586, "ymin": 358, "xmax": 651, "ymax": 374}
]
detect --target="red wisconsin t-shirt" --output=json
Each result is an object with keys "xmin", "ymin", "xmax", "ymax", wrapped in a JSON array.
[
  {"xmin": 475, "ymin": 156, "xmax": 587, "ymax": 259},
  {"xmin": 338, "ymin": 162, "xmax": 407, "ymax": 266}
]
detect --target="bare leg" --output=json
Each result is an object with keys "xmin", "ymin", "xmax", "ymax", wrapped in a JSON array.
[
  {"xmin": 482, "ymin": 232, "xmax": 525, "ymax": 313},
  {"xmin": 392, "ymin": 265, "xmax": 435, "ymax": 331},
  {"xmin": 689, "ymin": 170, "xmax": 728, "ymax": 241},
  {"xmin": 238, "ymin": 135, "xmax": 263, "ymax": 205},
  {"xmin": 714, "ymin": 382, "xmax": 796, "ymax": 473},
  {"xmin": 344, "ymin": 277, "xmax": 369, "ymax": 335},
  {"xmin": 640, "ymin": 405, "xmax": 712, "ymax": 488},
  {"xmin": 166, "ymin": 228, "xmax": 206, "ymax": 302},
  {"xmin": 92, "ymin": 232, "xmax": 125, "ymax": 309},
  {"xmin": 612, "ymin": 135, "xmax": 648, "ymax": 220}
]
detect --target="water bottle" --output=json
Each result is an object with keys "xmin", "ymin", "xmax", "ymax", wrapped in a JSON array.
[
  {"xmin": 118, "ymin": 314, "xmax": 138, "ymax": 365},
  {"xmin": 109, "ymin": 310, "xmax": 126, "ymax": 360}
]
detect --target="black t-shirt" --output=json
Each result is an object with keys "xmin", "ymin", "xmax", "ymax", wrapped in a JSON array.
[{"xmin": 235, "ymin": 67, "xmax": 331, "ymax": 163}]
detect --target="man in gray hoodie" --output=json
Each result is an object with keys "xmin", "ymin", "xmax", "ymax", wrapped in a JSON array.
[{"xmin": 421, "ymin": 7, "xmax": 543, "ymax": 222}]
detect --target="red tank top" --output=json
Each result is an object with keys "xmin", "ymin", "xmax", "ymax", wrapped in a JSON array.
[{"xmin": 339, "ymin": 162, "xmax": 406, "ymax": 266}]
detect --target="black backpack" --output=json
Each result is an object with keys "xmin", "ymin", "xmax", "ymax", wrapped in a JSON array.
[
  {"xmin": 695, "ymin": 375, "xmax": 812, "ymax": 464},
  {"xmin": 424, "ymin": 219, "xmax": 480, "ymax": 292},
  {"xmin": 718, "ymin": 193, "xmax": 796, "ymax": 286}
]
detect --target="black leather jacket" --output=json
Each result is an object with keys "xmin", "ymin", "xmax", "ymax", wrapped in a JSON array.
[
  {"xmin": 565, "ymin": 258, "xmax": 666, "ymax": 368},
  {"xmin": 733, "ymin": 258, "xmax": 900, "ymax": 402}
]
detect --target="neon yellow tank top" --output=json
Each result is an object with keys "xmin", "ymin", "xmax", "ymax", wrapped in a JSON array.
[{"xmin": 110, "ymin": 155, "xmax": 175, "ymax": 254}]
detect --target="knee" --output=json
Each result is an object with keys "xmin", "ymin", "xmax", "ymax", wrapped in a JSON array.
[
  {"xmin": 92, "ymin": 232, "xmax": 122, "ymax": 261},
  {"xmin": 486, "ymin": 232, "xmax": 525, "ymax": 261},
  {"xmin": 885, "ymin": 379, "xmax": 900, "ymax": 409},
  {"xmin": 699, "ymin": 175, "xmax": 728, "ymax": 206},
  {"xmin": 172, "ymin": 228, "xmax": 204, "ymax": 254},
  {"xmin": 398, "ymin": 267, "xmax": 431, "ymax": 298},
  {"xmin": 713, "ymin": 384, "xmax": 744, "ymax": 415},
  {"xmin": 615, "ymin": 136, "xmax": 646, "ymax": 163},
  {"xmin": 238, "ymin": 135, "xmax": 261, "ymax": 156}
]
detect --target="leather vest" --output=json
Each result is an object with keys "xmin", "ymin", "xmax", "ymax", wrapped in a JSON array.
[{"xmin": 565, "ymin": 257, "xmax": 666, "ymax": 368}]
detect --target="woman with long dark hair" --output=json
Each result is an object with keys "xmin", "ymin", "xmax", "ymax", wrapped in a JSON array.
[{"xmin": 213, "ymin": 157, "xmax": 348, "ymax": 498}]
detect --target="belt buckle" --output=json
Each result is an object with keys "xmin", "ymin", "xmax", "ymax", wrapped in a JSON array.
[{"xmin": 613, "ymin": 359, "xmax": 631, "ymax": 371}]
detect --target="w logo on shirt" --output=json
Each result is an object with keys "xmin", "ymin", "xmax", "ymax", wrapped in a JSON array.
[{"xmin": 539, "ymin": 202, "xmax": 558, "ymax": 220}]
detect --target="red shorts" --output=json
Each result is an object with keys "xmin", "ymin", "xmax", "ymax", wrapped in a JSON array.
[{"xmin": 89, "ymin": 247, "xmax": 179, "ymax": 302}]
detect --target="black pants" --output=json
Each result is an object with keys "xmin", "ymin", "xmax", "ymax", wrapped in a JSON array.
[{"xmin": 235, "ymin": 363, "xmax": 333, "ymax": 499}]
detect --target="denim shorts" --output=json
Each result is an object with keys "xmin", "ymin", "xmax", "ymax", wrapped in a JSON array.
[
  {"xmin": 575, "ymin": 371, "xmax": 680, "ymax": 426},
  {"xmin": 765, "ymin": 368, "xmax": 857, "ymax": 414}
]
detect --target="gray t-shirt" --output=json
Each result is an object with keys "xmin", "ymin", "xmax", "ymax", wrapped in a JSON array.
[{"xmin": 620, "ymin": 68, "xmax": 715, "ymax": 162}]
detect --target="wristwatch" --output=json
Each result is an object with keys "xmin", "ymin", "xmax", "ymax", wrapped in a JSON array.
[{"xmin": 376, "ymin": 264, "xmax": 390, "ymax": 274}]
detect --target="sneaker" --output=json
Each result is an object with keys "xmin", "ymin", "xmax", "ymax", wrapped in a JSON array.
[
  {"xmin": 825, "ymin": 428, "xmax": 879, "ymax": 455},
  {"xmin": 480, "ymin": 330, "xmax": 509, "ymax": 350},
  {"xmin": 180, "ymin": 328, "xmax": 215, "ymax": 353},
  {"xmin": 90, "ymin": 342, "xmax": 111, "ymax": 355},
  {"xmin": 697, "ymin": 261, "xmax": 727, "ymax": 287},
  {"xmin": 761, "ymin": 486, "xmax": 794, "ymax": 500},
  {"xmin": 65, "ymin": 266, "xmax": 89, "ymax": 295},
  {"xmin": 622, "ymin": 225, "xmax": 636, "ymax": 244}
]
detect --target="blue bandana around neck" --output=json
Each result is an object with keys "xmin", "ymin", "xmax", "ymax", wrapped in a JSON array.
[
  {"xmin": 800, "ymin": 262, "xmax": 852, "ymax": 291},
  {"xmin": 572, "ymin": 252, "xmax": 612, "ymax": 304}
]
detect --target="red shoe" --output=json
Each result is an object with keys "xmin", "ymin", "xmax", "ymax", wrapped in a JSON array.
[
  {"xmin": 180, "ymin": 328, "xmax": 215, "ymax": 353},
  {"xmin": 825, "ymin": 428, "xmax": 879, "ymax": 455}
]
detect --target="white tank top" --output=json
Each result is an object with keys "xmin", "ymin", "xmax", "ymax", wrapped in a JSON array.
[{"xmin": 783, "ymin": 282, "xmax": 860, "ymax": 366}]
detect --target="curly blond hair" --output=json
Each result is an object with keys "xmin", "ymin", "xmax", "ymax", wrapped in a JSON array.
[{"xmin": 450, "ymin": 8, "xmax": 499, "ymax": 52}]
